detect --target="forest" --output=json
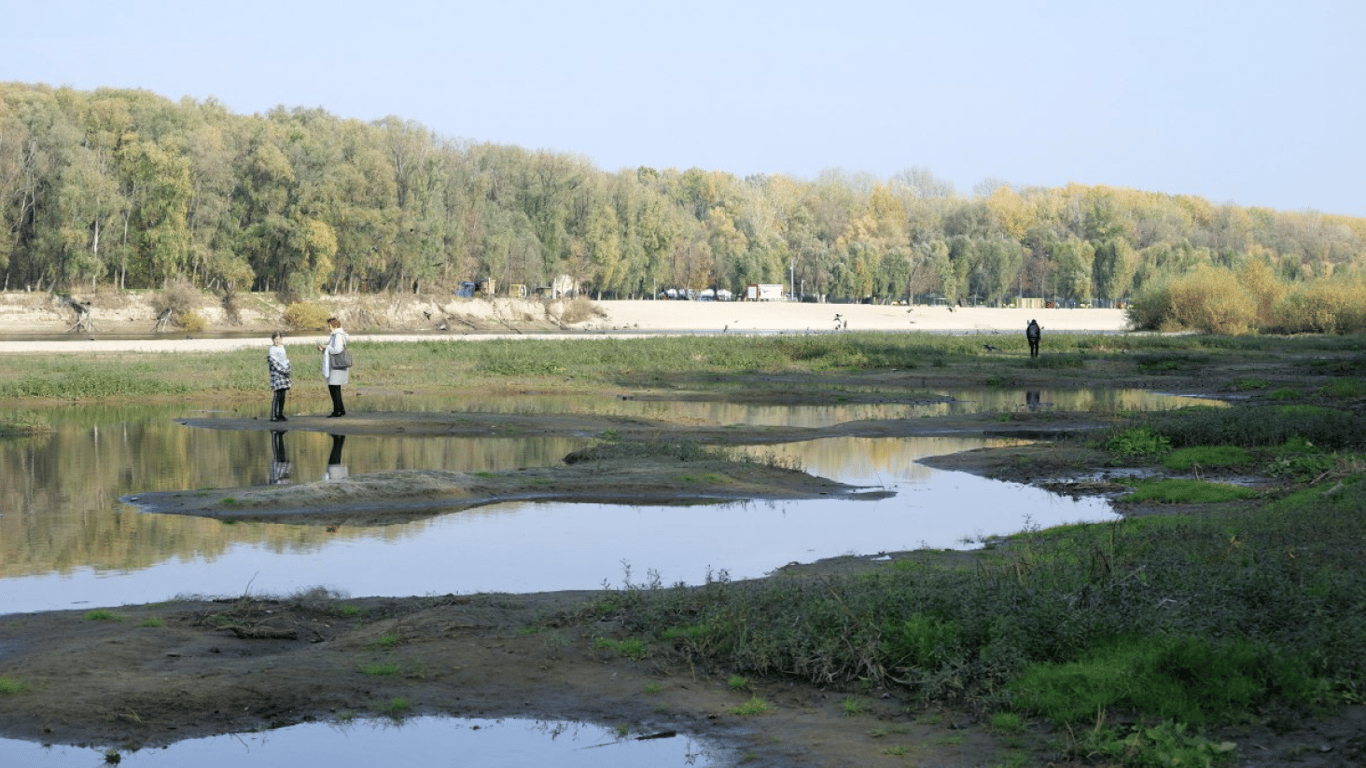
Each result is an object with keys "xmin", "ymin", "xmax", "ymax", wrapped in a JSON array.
[{"xmin": 3, "ymin": 82, "xmax": 1365, "ymax": 311}]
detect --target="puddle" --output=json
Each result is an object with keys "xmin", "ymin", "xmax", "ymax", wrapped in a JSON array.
[{"xmin": 0, "ymin": 716, "xmax": 723, "ymax": 767}]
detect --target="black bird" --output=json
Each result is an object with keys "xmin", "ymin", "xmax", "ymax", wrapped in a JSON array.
[{"xmin": 983, "ymin": 343, "xmax": 999, "ymax": 352}]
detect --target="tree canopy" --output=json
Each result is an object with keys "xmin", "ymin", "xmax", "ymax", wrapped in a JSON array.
[{"xmin": 3, "ymin": 82, "xmax": 1363, "ymax": 303}]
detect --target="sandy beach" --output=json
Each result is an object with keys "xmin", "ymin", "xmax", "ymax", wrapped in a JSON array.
[{"xmin": 0, "ymin": 294, "xmax": 1130, "ymax": 353}]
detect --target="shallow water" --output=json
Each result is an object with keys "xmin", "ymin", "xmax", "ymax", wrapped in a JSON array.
[
  {"xmin": 0, "ymin": 389, "xmax": 1220, "ymax": 615},
  {"xmin": 0, "ymin": 388, "xmax": 1220, "ymax": 763},
  {"xmin": 0, "ymin": 716, "xmax": 723, "ymax": 767}
]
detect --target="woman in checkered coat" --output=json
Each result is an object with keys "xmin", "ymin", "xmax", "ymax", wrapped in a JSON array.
[{"xmin": 267, "ymin": 331, "xmax": 291, "ymax": 422}]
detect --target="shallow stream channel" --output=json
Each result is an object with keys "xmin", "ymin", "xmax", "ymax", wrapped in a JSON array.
[{"xmin": 0, "ymin": 387, "xmax": 1219, "ymax": 765}]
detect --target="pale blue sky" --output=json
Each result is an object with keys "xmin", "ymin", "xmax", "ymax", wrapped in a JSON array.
[{"xmin": 6, "ymin": 0, "xmax": 1363, "ymax": 215}]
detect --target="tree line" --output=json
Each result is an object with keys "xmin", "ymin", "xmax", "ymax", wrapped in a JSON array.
[{"xmin": 3, "ymin": 82, "xmax": 1364, "ymax": 305}]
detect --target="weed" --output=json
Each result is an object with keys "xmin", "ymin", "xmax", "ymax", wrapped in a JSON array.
[
  {"xmin": 1269, "ymin": 387, "xmax": 1300, "ymax": 400},
  {"xmin": 339, "ymin": 605, "xmax": 363, "ymax": 618},
  {"xmin": 595, "ymin": 636, "xmax": 648, "ymax": 660},
  {"xmin": 728, "ymin": 696, "xmax": 774, "ymax": 716},
  {"xmin": 840, "ymin": 696, "xmax": 865, "ymax": 716},
  {"xmin": 0, "ymin": 677, "xmax": 28, "ymax": 694},
  {"xmin": 378, "ymin": 697, "xmax": 413, "ymax": 718},
  {"xmin": 1229, "ymin": 378, "xmax": 1268, "ymax": 391},
  {"xmin": 1105, "ymin": 426, "xmax": 1170, "ymax": 458},
  {"xmin": 882, "ymin": 745, "xmax": 909, "ymax": 756},
  {"xmin": 643, "ymin": 682, "xmax": 664, "ymax": 694},
  {"xmin": 1321, "ymin": 377, "xmax": 1366, "ymax": 398},
  {"xmin": 360, "ymin": 662, "xmax": 402, "ymax": 676},
  {"xmin": 369, "ymin": 633, "xmax": 402, "ymax": 650},
  {"xmin": 85, "ymin": 609, "xmax": 124, "ymax": 622},
  {"xmin": 614, "ymin": 723, "xmax": 629, "ymax": 737},
  {"xmin": 727, "ymin": 674, "xmax": 749, "ymax": 691},
  {"xmin": 989, "ymin": 711, "xmax": 1026, "ymax": 734},
  {"xmin": 139, "ymin": 617, "xmax": 163, "ymax": 628}
]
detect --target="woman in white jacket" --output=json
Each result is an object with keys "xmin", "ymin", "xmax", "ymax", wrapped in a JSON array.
[{"xmin": 317, "ymin": 317, "xmax": 349, "ymax": 417}]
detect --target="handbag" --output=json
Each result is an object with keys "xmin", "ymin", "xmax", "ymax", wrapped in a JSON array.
[{"xmin": 329, "ymin": 334, "xmax": 353, "ymax": 369}]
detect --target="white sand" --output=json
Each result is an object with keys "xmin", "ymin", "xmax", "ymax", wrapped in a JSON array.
[{"xmin": 0, "ymin": 298, "xmax": 1129, "ymax": 354}]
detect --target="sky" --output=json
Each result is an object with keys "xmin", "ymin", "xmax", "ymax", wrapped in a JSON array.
[{"xmin": 5, "ymin": 0, "xmax": 1363, "ymax": 215}]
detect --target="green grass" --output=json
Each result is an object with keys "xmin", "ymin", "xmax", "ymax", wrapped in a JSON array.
[
  {"xmin": 0, "ymin": 677, "xmax": 28, "ymax": 694},
  {"xmin": 1161, "ymin": 445, "xmax": 1252, "ymax": 471},
  {"xmin": 1118, "ymin": 478, "xmax": 1259, "ymax": 504},
  {"xmin": 728, "ymin": 696, "xmax": 774, "ymax": 716},
  {"xmin": 378, "ymin": 697, "xmax": 413, "ymax": 718},
  {"xmin": 727, "ymin": 674, "xmax": 749, "ymax": 691},
  {"xmin": 84, "ymin": 609, "xmax": 124, "ymax": 622},
  {"xmin": 359, "ymin": 662, "xmax": 402, "ymax": 676},
  {"xmin": 139, "ymin": 617, "xmax": 163, "ymax": 628},
  {"xmin": 594, "ymin": 636, "xmax": 648, "ymax": 660},
  {"xmin": 840, "ymin": 696, "xmax": 865, "ymax": 716}
]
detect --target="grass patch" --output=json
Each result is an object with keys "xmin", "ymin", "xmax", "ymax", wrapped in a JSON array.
[
  {"xmin": 139, "ymin": 617, "xmax": 163, "ymax": 628},
  {"xmin": 359, "ymin": 662, "xmax": 402, "ymax": 676},
  {"xmin": 378, "ymin": 697, "xmax": 413, "ymax": 718},
  {"xmin": 594, "ymin": 636, "xmax": 648, "ymax": 660},
  {"xmin": 840, "ymin": 695, "xmax": 865, "ymax": 716},
  {"xmin": 1161, "ymin": 445, "xmax": 1252, "ymax": 471},
  {"xmin": 84, "ymin": 609, "xmax": 124, "ymax": 622},
  {"xmin": 0, "ymin": 677, "xmax": 28, "ymax": 695},
  {"xmin": 728, "ymin": 696, "xmax": 774, "ymax": 716},
  {"xmin": 1118, "ymin": 478, "xmax": 1259, "ymax": 504},
  {"xmin": 727, "ymin": 674, "xmax": 750, "ymax": 691}
]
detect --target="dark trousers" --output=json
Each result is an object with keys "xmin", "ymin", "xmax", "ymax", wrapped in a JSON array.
[
  {"xmin": 328, "ymin": 384, "xmax": 345, "ymax": 416},
  {"xmin": 271, "ymin": 388, "xmax": 288, "ymax": 420}
]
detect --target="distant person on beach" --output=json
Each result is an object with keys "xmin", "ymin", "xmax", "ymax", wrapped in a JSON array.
[
  {"xmin": 317, "ymin": 317, "xmax": 350, "ymax": 417},
  {"xmin": 267, "ymin": 331, "xmax": 291, "ymax": 422}
]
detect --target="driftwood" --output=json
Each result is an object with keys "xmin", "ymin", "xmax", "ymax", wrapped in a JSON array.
[{"xmin": 64, "ymin": 298, "xmax": 96, "ymax": 333}]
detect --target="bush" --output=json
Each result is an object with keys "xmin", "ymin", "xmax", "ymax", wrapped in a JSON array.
[
  {"xmin": 151, "ymin": 276, "xmax": 204, "ymax": 329},
  {"xmin": 283, "ymin": 302, "xmax": 332, "ymax": 331}
]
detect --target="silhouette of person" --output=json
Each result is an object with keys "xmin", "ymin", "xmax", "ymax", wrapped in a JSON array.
[
  {"xmin": 269, "ymin": 430, "xmax": 292, "ymax": 484},
  {"xmin": 323, "ymin": 433, "xmax": 348, "ymax": 481}
]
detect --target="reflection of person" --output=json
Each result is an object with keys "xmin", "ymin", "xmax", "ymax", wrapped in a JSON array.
[
  {"xmin": 316, "ymin": 317, "xmax": 349, "ymax": 417},
  {"xmin": 267, "ymin": 331, "xmax": 291, "ymax": 422},
  {"xmin": 1026, "ymin": 390, "xmax": 1041, "ymax": 411},
  {"xmin": 323, "ymin": 433, "xmax": 348, "ymax": 481},
  {"xmin": 269, "ymin": 430, "xmax": 292, "ymax": 484}
]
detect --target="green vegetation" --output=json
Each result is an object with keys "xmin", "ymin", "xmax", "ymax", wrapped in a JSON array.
[
  {"xmin": 359, "ymin": 662, "xmax": 402, "ymax": 677},
  {"xmin": 1118, "ymin": 478, "xmax": 1259, "ymax": 504},
  {"xmin": 594, "ymin": 636, "xmax": 648, "ymax": 660},
  {"xmin": 727, "ymin": 674, "xmax": 749, "ymax": 691},
  {"xmin": 1161, "ymin": 445, "xmax": 1252, "ymax": 471},
  {"xmin": 728, "ymin": 696, "xmax": 774, "ymax": 716},
  {"xmin": 84, "ymin": 609, "xmax": 124, "ymax": 622},
  {"xmin": 378, "ymin": 697, "xmax": 413, "ymax": 718},
  {"xmin": 5, "ymin": 84, "xmax": 1366, "ymax": 313},
  {"xmin": 0, "ymin": 677, "xmax": 28, "ymax": 695},
  {"xmin": 582, "ymin": 390, "xmax": 1366, "ymax": 765}
]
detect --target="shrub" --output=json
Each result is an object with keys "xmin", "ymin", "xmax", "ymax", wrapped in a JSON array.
[
  {"xmin": 179, "ymin": 310, "xmax": 207, "ymax": 333},
  {"xmin": 151, "ymin": 276, "xmax": 204, "ymax": 329},
  {"xmin": 283, "ymin": 302, "xmax": 332, "ymax": 331}
]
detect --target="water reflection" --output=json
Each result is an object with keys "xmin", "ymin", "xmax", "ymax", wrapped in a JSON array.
[
  {"xmin": 0, "ymin": 716, "xmax": 722, "ymax": 767},
  {"xmin": 323, "ymin": 433, "xmax": 348, "ymax": 481},
  {"xmin": 0, "ymin": 390, "xmax": 1217, "ymax": 615},
  {"xmin": 269, "ymin": 430, "xmax": 291, "ymax": 485}
]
